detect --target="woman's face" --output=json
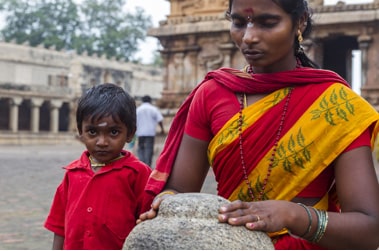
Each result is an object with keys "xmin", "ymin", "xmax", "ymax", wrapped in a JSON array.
[{"xmin": 229, "ymin": 0, "xmax": 300, "ymax": 73}]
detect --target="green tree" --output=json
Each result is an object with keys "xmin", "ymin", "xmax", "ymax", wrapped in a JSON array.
[
  {"xmin": 0, "ymin": 0, "xmax": 79, "ymax": 50},
  {"xmin": 0, "ymin": 0, "xmax": 152, "ymax": 62}
]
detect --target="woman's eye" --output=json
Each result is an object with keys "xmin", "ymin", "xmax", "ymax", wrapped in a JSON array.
[
  {"xmin": 260, "ymin": 21, "xmax": 276, "ymax": 28},
  {"xmin": 232, "ymin": 20, "xmax": 246, "ymax": 28},
  {"xmin": 255, "ymin": 17, "xmax": 279, "ymax": 28}
]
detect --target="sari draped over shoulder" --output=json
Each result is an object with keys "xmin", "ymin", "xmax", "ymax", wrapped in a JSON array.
[
  {"xmin": 210, "ymin": 82, "xmax": 379, "ymax": 204},
  {"xmin": 145, "ymin": 67, "xmax": 379, "ymax": 232}
]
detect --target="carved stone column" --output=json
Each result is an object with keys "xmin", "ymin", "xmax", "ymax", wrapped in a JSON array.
[
  {"xmin": 49, "ymin": 100, "xmax": 63, "ymax": 133},
  {"xmin": 30, "ymin": 98, "xmax": 44, "ymax": 133},
  {"xmin": 68, "ymin": 100, "xmax": 78, "ymax": 133},
  {"xmin": 358, "ymin": 35, "xmax": 372, "ymax": 87},
  {"xmin": 9, "ymin": 97, "xmax": 23, "ymax": 133},
  {"xmin": 219, "ymin": 43, "xmax": 235, "ymax": 68}
]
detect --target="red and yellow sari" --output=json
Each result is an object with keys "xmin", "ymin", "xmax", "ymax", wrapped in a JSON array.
[{"xmin": 145, "ymin": 67, "xmax": 379, "ymax": 249}]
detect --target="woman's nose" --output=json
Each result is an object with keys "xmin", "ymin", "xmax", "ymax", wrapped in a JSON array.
[{"xmin": 242, "ymin": 23, "xmax": 259, "ymax": 44}]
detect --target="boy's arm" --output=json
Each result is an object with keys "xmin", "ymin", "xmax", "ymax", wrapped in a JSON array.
[{"xmin": 52, "ymin": 233, "xmax": 64, "ymax": 249}]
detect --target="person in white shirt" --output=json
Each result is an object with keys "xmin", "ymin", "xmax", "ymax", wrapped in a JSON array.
[{"xmin": 136, "ymin": 95, "xmax": 164, "ymax": 167}]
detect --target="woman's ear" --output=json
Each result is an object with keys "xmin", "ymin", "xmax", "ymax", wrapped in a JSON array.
[{"xmin": 298, "ymin": 14, "xmax": 308, "ymax": 33}]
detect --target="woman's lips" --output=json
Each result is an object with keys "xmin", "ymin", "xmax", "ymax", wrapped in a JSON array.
[{"xmin": 243, "ymin": 49, "xmax": 264, "ymax": 61}]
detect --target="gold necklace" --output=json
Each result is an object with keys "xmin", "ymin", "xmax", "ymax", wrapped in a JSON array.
[{"xmin": 89, "ymin": 154, "xmax": 124, "ymax": 168}]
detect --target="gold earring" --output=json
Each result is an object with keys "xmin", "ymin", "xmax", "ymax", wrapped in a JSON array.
[{"xmin": 297, "ymin": 29, "xmax": 303, "ymax": 43}]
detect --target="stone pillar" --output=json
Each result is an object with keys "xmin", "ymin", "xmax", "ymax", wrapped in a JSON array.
[
  {"xmin": 304, "ymin": 38, "xmax": 322, "ymax": 67},
  {"xmin": 161, "ymin": 53, "xmax": 170, "ymax": 91},
  {"xmin": 173, "ymin": 52, "xmax": 185, "ymax": 91},
  {"xmin": 49, "ymin": 100, "xmax": 63, "ymax": 133},
  {"xmin": 219, "ymin": 43, "xmax": 235, "ymax": 68},
  {"xmin": 68, "ymin": 100, "xmax": 78, "ymax": 133},
  {"xmin": 358, "ymin": 35, "xmax": 372, "ymax": 87},
  {"xmin": 9, "ymin": 97, "xmax": 23, "ymax": 133},
  {"xmin": 30, "ymin": 98, "xmax": 44, "ymax": 133}
]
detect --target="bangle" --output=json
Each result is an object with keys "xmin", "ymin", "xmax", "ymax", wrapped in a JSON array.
[
  {"xmin": 297, "ymin": 203, "xmax": 312, "ymax": 238},
  {"xmin": 309, "ymin": 208, "xmax": 329, "ymax": 243},
  {"xmin": 156, "ymin": 190, "xmax": 176, "ymax": 198}
]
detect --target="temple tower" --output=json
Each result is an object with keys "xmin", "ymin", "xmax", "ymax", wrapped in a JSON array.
[{"xmin": 150, "ymin": 0, "xmax": 379, "ymax": 110}]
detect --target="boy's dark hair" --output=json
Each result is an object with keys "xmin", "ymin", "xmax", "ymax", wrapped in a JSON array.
[
  {"xmin": 142, "ymin": 95, "xmax": 152, "ymax": 103},
  {"xmin": 76, "ymin": 83, "xmax": 136, "ymax": 138}
]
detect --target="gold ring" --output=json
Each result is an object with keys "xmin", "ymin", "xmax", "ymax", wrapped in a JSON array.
[{"xmin": 256, "ymin": 215, "xmax": 261, "ymax": 221}]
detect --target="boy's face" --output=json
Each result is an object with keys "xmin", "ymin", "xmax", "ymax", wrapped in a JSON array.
[{"xmin": 79, "ymin": 115, "xmax": 129, "ymax": 163}]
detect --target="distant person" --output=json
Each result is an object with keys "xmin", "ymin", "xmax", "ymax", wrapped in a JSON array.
[
  {"xmin": 44, "ymin": 83, "xmax": 151, "ymax": 249},
  {"xmin": 136, "ymin": 95, "xmax": 165, "ymax": 167}
]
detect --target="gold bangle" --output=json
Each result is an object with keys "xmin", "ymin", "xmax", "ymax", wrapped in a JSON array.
[{"xmin": 156, "ymin": 190, "xmax": 176, "ymax": 198}]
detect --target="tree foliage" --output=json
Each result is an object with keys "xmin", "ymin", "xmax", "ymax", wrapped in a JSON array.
[{"xmin": 0, "ymin": 0, "xmax": 152, "ymax": 62}]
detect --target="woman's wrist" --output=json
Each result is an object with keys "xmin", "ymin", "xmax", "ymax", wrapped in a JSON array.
[
  {"xmin": 156, "ymin": 190, "xmax": 177, "ymax": 198},
  {"xmin": 290, "ymin": 203, "xmax": 329, "ymax": 243},
  {"xmin": 297, "ymin": 203, "xmax": 313, "ymax": 238}
]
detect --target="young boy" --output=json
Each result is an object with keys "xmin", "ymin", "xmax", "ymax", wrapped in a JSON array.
[{"xmin": 44, "ymin": 83, "xmax": 152, "ymax": 249}]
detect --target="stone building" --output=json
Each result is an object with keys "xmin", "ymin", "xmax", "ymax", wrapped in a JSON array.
[
  {"xmin": 0, "ymin": 41, "xmax": 163, "ymax": 144},
  {"xmin": 149, "ymin": 0, "xmax": 379, "ymax": 111}
]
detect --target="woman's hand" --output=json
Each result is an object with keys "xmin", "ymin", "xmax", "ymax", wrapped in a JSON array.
[
  {"xmin": 218, "ymin": 200, "xmax": 301, "ymax": 234},
  {"xmin": 137, "ymin": 191, "xmax": 176, "ymax": 224}
]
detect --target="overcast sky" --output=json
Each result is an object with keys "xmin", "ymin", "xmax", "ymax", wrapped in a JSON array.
[{"xmin": 125, "ymin": 0, "xmax": 170, "ymax": 63}]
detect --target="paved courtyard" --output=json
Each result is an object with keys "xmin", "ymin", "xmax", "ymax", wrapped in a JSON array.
[{"xmin": 0, "ymin": 141, "xmax": 377, "ymax": 249}]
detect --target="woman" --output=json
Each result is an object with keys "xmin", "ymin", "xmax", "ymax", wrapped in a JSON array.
[{"xmin": 139, "ymin": 0, "xmax": 379, "ymax": 249}]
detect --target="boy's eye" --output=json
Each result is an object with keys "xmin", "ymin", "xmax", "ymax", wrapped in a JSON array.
[
  {"xmin": 110, "ymin": 129, "xmax": 119, "ymax": 136},
  {"xmin": 88, "ymin": 129, "xmax": 97, "ymax": 136}
]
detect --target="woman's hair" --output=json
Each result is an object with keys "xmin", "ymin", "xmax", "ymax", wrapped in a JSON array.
[
  {"xmin": 76, "ymin": 83, "xmax": 136, "ymax": 137},
  {"xmin": 227, "ymin": 0, "xmax": 319, "ymax": 68}
]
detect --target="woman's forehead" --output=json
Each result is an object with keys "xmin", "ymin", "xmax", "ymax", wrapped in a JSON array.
[{"xmin": 230, "ymin": 0, "xmax": 285, "ymax": 16}]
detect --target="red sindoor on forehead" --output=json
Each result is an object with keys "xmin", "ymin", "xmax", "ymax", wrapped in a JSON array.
[{"xmin": 244, "ymin": 7, "xmax": 254, "ymax": 15}]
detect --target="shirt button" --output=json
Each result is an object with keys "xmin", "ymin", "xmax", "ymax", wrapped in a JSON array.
[{"xmin": 87, "ymin": 207, "xmax": 93, "ymax": 212}]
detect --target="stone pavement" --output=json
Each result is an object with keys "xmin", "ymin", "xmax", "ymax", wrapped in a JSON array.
[
  {"xmin": 0, "ymin": 142, "xmax": 89, "ymax": 249},
  {"xmin": 0, "ymin": 140, "xmax": 377, "ymax": 249}
]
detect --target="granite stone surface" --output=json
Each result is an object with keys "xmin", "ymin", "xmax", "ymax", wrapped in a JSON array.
[{"xmin": 124, "ymin": 193, "xmax": 274, "ymax": 250}]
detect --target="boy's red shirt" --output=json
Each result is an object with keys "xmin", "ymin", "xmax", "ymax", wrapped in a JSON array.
[{"xmin": 44, "ymin": 150, "xmax": 151, "ymax": 250}]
